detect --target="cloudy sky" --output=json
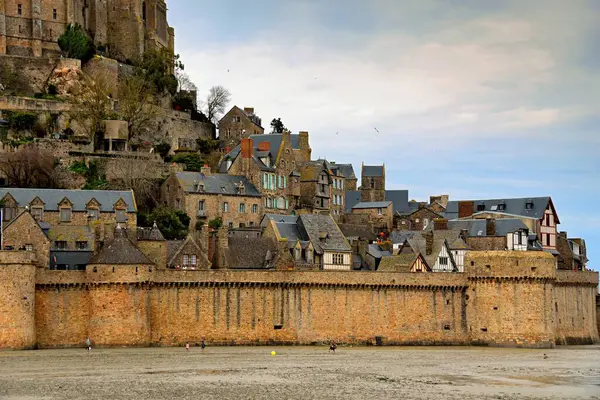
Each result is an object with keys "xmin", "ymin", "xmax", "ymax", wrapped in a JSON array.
[{"xmin": 169, "ymin": 0, "xmax": 600, "ymax": 269}]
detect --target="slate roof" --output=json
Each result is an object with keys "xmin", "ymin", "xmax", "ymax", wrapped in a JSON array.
[
  {"xmin": 136, "ymin": 224, "xmax": 165, "ymax": 241},
  {"xmin": 352, "ymin": 201, "xmax": 392, "ymax": 209},
  {"xmin": 367, "ymin": 243, "xmax": 392, "ymax": 259},
  {"xmin": 226, "ymin": 237, "xmax": 278, "ymax": 269},
  {"xmin": 344, "ymin": 191, "xmax": 361, "ymax": 212},
  {"xmin": 166, "ymin": 240, "xmax": 184, "ymax": 261},
  {"xmin": 403, "ymin": 235, "xmax": 453, "ymax": 269},
  {"xmin": 89, "ymin": 228, "xmax": 153, "ymax": 265},
  {"xmin": 175, "ymin": 172, "xmax": 261, "ymax": 197},
  {"xmin": 362, "ymin": 165, "xmax": 384, "ymax": 177},
  {"xmin": 220, "ymin": 133, "xmax": 301, "ymax": 172},
  {"xmin": 344, "ymin": 190, "xmax": 409, "ymax": 214},
  {"xmin": 335, "ymin": 164, "xmax": 356, "ymax": 180},
  {"xmin": 0, "ymin": 188, "xmax": 136, "ymax": 212},
  {"xmin": 444, "ymin": 197, "xmax": 556, "ymax": 222},
  {"xmin": 297, "ymin": 214, "xmax": 352, "ymax": 253},
  {"xmin": 378, "ymin": 254, "xmax": 418, "ymax": 272},
  {"xmin": 448, "ymin": 218, "xmax": 529, "ymax": 237},
  {"xmin": 338, "ymin": 223, "xmax": 377, "ymax": 241},
  {"xmin": 260, "ymin": 214, "xmax": 299, "ymax": 227},
  {"xmin": 51, "ymin": 251, "xmax": 93, "ymax": 268}
]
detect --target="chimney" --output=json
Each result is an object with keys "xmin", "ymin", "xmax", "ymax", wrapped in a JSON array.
[
  {"xmin": 257, "ymin": 141, "xmax": 270, "ymax": 152},
  {"xmin": 559, "ymin": 231, "xmax": 568, "ymax": 239},
  {"xmin": 216, "ymin": 226, "xmax": 229, "ymax": 269},
  {"xmin": 357, "ymin": 237, "xmax": 368, "ymax": 259},
  {"xmin": 241, "ymin": 138, "xmax": 254, "ymax": 159},
  {"xmin": 425, "ymin": 231, "xmax": 434, "ymax": 255},
  {"xmin": 200, "ymin": 164, "xmax": 211, "ymax": 176},
  {"xmin": 459, "ymin": 229, "xmax": 469, "ymax": 241},
  {"xmin": 433, "ymin": 218, "xmax": 448, "ymax": 231},
  {"xmin": 298, "ymin": 131, "xmax": 311, "ymax": 161},
  {"xmin": 243, "ymin": 107, "xmax": 254, "ymax": 115},
  {"xmin": 458, "ymin": 201, "xmax": 474, "ymax": 219},
  {"xmin": 486, "ymin": 218, "xmax": 496, "ymax": 236},
  {"xmin": 282, "ymin": 128, "xmax": 290, "ymax": 145},
  {"xmin": 440, "ymin": 195, "xmax": 449, "ymax": 208}
]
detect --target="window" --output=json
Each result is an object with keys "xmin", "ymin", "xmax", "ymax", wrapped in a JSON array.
[
  {"xmin": 294, "ymin": 248, "xmax": 301, "ymax": 261},
  {"xmin": 370, "ymin": 177, "xmax": 374, "ymax": 188},
  {"xmin": 30, "ymin": 207, "xmax": 43, "ymax": 220},
  {"xmin": 116, "ymin": 209, "xmax": 127, "ymax": 223},
  {"xmin": 18, "ymin": 25, "xmax": 22, "ymax": 33},
  {"xmin": 88, "ymin": 209, "xmax": 99, "ymax": 220},
  {"xmin": 190, "ymin": 255, "xmax": 197, "ymax": 266},
  {"xmin": 340, "ymin": 180, "xmax": 343, "ymax": 190},
  {"xmin": 182, "ymin": 254, "xmax": 189, "ymax": 265},
  {"xmin": 198, "ymin": 200, "xmax": 205, "ymax": 210},
  {"xmin": 278, "ymin": 175, "xmax": 283, "ymax": 188},
  {"xmin": 142, "ymin": 1, "xmax": 146, "ymax": 21},
  {"xmin": 2, "ymin": 206, "xmax": 16, "ymax": 221},
  {"xmin": 60, "ymin": 208, "xmax": 72, "ymax": 222},
  {"xmin": 332, "ymin": 253, "xmax": 344, "ymax": 265},
  {"xmin": 55, "ymin": 241, "xmax": 67, "ymax": 250},
  {"xmin": 546, "ymin": 214, "xmax": 551, "ymax": 226},
  {"xmin": 249, "ymin": 221, "xmax": 254, "ymax": 227},
  {"xmin": 439, "ymin": 257, "xmax": 448, "ymax": 266},
  {"xmin": 273, "ymin": 198, "xmax": 278, "ymax": 209},
  {"xmin": 477, "ymin": 203, "xmax": 485, "ymax": 211},
  {"xmin": 223, "ymin": 202, "xmax": 229, "ymax": 212},
  {"xmin": 176, "ymin": 199, "xmax": 181, "ymax": 209},
  {"xmin": 545, "ymin": 234, "xmax": 551, "ymax": 246},
  {"xmin": 423, "ymin": 218, "xmax": 429, "ymax": 229},
  {"xmin": 263, "ymin": 173, "xmax": 268, "ymax": 189},
  {"xmin": 333, "ymin": 180, "xmax": 337, "ymax": 189},
  {"xmin": 252, "ymin": 204, "xmax": 258, "ymax": 213},
  {"xmin": 306, "ymin": 249, "xmax": 313, "ymax": 263},
  {"xmin": 415, "ymin": 218, "xmax": 420, "ymax": 223},
  {"xmin": 377, "ymin": 208, "xmax": 383, "ymax": 215},
  {"xmin": 228, "ymin": 222, "xmax": 233, "ymax": 228},
  {"xmin": 526, "ymin": 201, "xmax": 533, "ymax": 210},
  {"xmin": 239, "ymin": 203, "xmax": 246, "ymax": 213},
  {"xmin": 25, "ymin": 244, "xmax": 33, "ymax": 252},
  {"xmin": 283, "ymin": 176, "xmax": 287, "ymax": 188},
  {"xmin": 76, "ymin": 241, "xmax": 88, "ymax": 250},
  {"xmin": 53, "ymin": 8, "xmax": 57, "ymax": 19},
  {"xmin": 17, "ymin": 4, "xmax": 22, "ymax": 15},
  {"xmin": 498, "ymin": 203, "xmax": 505, "ymax": 211}
]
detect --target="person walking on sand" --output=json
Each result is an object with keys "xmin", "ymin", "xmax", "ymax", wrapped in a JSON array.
[
  {"xmin": 185, "ymin": 342, "xmax": 190, "ymax": 351},
  {"xmin": 201, "ymin": 340, "xmax": 206, "ymax": 352},
  {"xmin": 86, "ymin": 337, "xmax": 92, "ymax": 351},
  {"xmin": 329, "ymin": 341, "xmax": 337, "ymax": 353}
]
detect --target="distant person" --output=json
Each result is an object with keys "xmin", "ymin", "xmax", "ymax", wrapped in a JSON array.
[
  {"xmin": 86, "ymin": 337, "xmax": 92, "ymax": 351},
  {"xmin": 185, "ymin": 342, "xmax": 190, "ymax": 351},
  {"xmin": 201, "ymin": 340, "xmax": 206, "ymax": 352},
  {"xmin": 329, "ymin": 341, "xmax": 337, "ymax": 353}
]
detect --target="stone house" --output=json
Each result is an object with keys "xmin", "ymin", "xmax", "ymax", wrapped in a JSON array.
[
  {"xmin": 218, "ymin": 106, "xmax": 264, "ymax": 149},
  {"xmin": 166, "ymin": 235, "xmax": 211, "ymax": 270},
  {"xmin": 319, "ymin": 160, "xmax": 355, "ymax": 217},
  {"xmin": 396, "ymin": 231, "xmax": 458, "ymax": 273},
  {"xmin": 1, "ymin": 210, "xmax": 50, "ymax": 268},
  {"xmin": 351, "ymin": 201, "xmax": 393, "ymax": 232},
  {"xmin": 160, "ymin": 169, "xmax": 263, "ymax": 231},
  {"xmin": 444, "ymin": 197, "xmax": 560, "ymax": 254},
  {"xmin": 0, "ymin": 0, "xmax": 174, "ymax": 60},
  {"xmin": 261, "ymin": 214, "xmax": 352, "ymax": 270},
  {"xmin": 299, "ymin": 160, "xmax": 332, "ymax": 213},
  {"xmin": 220, "ymin": 131, "xmax": 312, "ymax": 214},
  {"xmin": 378, "ymin": 251, "xmax": 430, "ymax": 273},
  {"xmin": 396, "ymin": 205, "xmax": 443, "ymax": 231},
  {"xmin": 556, "ymin": 232, "xmax": 588, "ymax": 271}
]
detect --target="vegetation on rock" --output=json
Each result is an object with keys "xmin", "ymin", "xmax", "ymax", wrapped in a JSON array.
[{"xmin": 58, "ymin": 24, "xmax": 96, "ymax": 62}]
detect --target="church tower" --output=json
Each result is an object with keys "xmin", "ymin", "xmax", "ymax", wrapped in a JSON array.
[{"xmin": 360, "ymin": 163, "xmax": 386, "ymax": 202}]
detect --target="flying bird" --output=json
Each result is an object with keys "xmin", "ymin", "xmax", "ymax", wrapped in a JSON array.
[
  {"xmin": 227, "ymin": 69, "xmax": 230, "ymax": 73},
  {"xmin": 373, "ymin": 127, "xmax": 380, "ymax": 133},
  {"xmin": 335, "ymin": 132, "xmax": 339, "ymax": 135}
]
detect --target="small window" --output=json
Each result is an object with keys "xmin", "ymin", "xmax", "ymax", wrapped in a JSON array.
[
  {"xmin": 31, "ymin": 207, "xmax": 43, "ymax": 221},
  {"xmin": 18, "ymin": 4, "xmax": 22, "ymax": 15},
  {"xmin": 116, "ymin": 209, "xmax": 127, "ymax": 223},
  {"xmin": 477, "ymin": 203, "xmax": 485, "ymax": 211},
  {"xmin": 439, "ymin": 257, "xmax": 448, "ymax": 266},
  {"xmin": 76, "ymin": 241, "xmax": 88, "ymax": 250},
  {"xmin": 190, "ymin": 255, "xmax": 197, "ymax": 266},
  {"xmin": 415, "ymin": 218, "xmax": 420, "ymax": 223},
  {"xmin": 526, "ymin": 201, "xmax": 533, "ymax": 210},
  {"xmin": 332, "ymin": 253, "xmax": 344, "ymax": 265},
  {"xmin": 88, "ymin": 209, "xmax": 99, "ymax": 220},
  {"xmin": 239, "ymin": 203, "xmax": 246, "ymax": 213},
  {"xmin": 182, "ymin": 254, "xmax": 189, "ymax": 265},
  {"xmin": 228, "ymin": 222, "xmax": 233, "ymax": 228},
  {"xmin": 55, "ymin": 241, "xmax": 67, "ymax": 250},
  {"xmin": 60, "ymin": 208, "xmax": 72, "ymax": 222},
  {"xmin": 18, "ymin": 25, "xmax": 22, "ymax": 33},
  {"xmin": 545, "ymin": 234, "xmax": 551, "ymax": 246},
  {"xmin": 176, "ymin": 199, "xmax": 181, "ymax": 209},
  {"xmin": 223, "ymin": 202, "xmax": 229, "ymax": 212},
  {"xmin": 252, "ymin": 204, "xmax": 258, "ymax": 213},
  {"xmin": 498, "ymin": 203, "xmax": 505, "ymax": 211},
  {"xmin": 546, "ymin": 214, "xmax": 551, "ymax": 226},
  {"xmin": 377, "ymin": 208, "xmax": 383, "ymax": 215},
  {"xmin": 25, "ymin": 244, "xmax": 33, "ymax": 252},
  {"xmin": 198, "ymin": 200, "xmax": 205, "ymax": 210},
  {"xmin": 53, "ymin": 8, "xmax": 57, "ymax": 19}
]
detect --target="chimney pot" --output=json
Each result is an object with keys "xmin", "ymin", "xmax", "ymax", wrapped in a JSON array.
[
  {"xmin": 243, "ymin": 107, "xmax": 254, "ymax": 115},
  {"xmin": 241, "ymin": 138, "xmax": 254, "ymax": 159}
]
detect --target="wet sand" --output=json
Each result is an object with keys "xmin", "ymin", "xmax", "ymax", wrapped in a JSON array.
[{"xmin": 0, "ymin": 346, "xmax": 599, "ymax": 399}]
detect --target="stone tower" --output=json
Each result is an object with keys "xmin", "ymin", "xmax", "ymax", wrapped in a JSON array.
[{"xmin": 360, "ymin": 163, "xmax": 386, "ymax": 202}]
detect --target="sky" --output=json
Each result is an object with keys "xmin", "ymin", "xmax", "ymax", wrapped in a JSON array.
[{"xmin": 168, "ymin": 0, "xmax": 600, "ymax": 270}]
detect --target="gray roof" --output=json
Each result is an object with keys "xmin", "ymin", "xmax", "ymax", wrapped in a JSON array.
[
  {"xmin": 89, "ymin": 229, "xmax": 153, "ymax": 265},
  {"xmin": 448, "ymin": 218, "xmax": 529, "ymax": 237},
  {"xmin": 261, "ymin": 214, "xmax": 298, "ymax": 227},
  {"xmin": 220, "ymin": 133, "xmax": 301, "ymax": 172},
  {"xmin": 352, "ymin": 201, "xmax": 392, "ymax": 209},
  {"xmin": 336, "ymin": 164, "xmax": 356, "ymax": 180},
  {"xmin": 367, "ymin": 243, "xmax": 392, "ymax": 259},
  {"xmin": 166, "ymin": 240, "xmax": 184, "ymax": 261},
  {"xmin": 0, "ymin": 188, "xmax": 136, "ymax": 212},
  {"xmin": 50, "ymin": 251, "xmax": 93, "ymax": 267},
  {"xmin": 444, "ymin": 197, "xmax": 555, "ymax": 221},
  {"xmin": 175, "ymin": 172, "xmax": 261, "ymax": 197},
  {"xmin": 136, "ymin": 225, "xmax": 165, "ymax": 241},
  {"xmin": 344, "ymin": 190, "xmax": 408, "ymax": 214},
  {"xmin": 338, "ymin": 223, "xmax": 377, "ymax": 241},
  {"xmin": 226, "ymin": 237, "xmax": 278, "ymax": 269},
  {"xmin": 297, "ymin": 214, "xmax": 351, "ymax": 253},
  {"xmin": 276, "ymin": 221, "xmax": 306, "ymax": 243},
  {"xmin": 362, "ymin": 165, "xmax": 384, "ymax": 177}
]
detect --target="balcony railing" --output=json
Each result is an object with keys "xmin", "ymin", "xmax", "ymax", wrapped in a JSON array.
[{"xmin": 197, "ymin": 210, "xmax": 207, "ymax": 217}]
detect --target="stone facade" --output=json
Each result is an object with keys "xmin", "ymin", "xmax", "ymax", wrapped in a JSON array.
[
  {"xmin": 299, "ymin": 161, "xmax": 331, "ymax": 213},
  {"xmin": 218, "ymin": 106, "xmax": 264, "ymax": 149},
  {"xmin": 1, "ymin": 210, "xmax": 50, "ymax": 267},
  {"xmin": 351, "ymin": 202, "xmax": 393, "ymax": 232},
  {"xmin": 396, "ymin": 206, "xmax": 442, "ymax": 231},
  {"xmin": 360, "ymin": 164, "xmax": 385, "ymax": 202},
  {"xmin": 0, "ymin": 249, "xmax": 597, "ymax": 349},
  {"xmin": 0, "ymin": 0, "xmax": 174, "ymax": 61}
]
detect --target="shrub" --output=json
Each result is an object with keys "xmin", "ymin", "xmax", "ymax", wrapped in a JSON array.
[
  {"xmin": 58, "ymin": 24, "xmax": 96, "ymax": 62},
  {"xmin": 145, "ymin": 206, "xmax": 189, "ymax": 240},
  {"xmin": 47, "ymin": 84, "xmax": 58, "ymax": 95},
  {"xmin": 196, "ymin": 138, "xmax": 220, "ymax": 154},
  {"xmin": 155, "ymin": 142, "xmax": 171, "ymax": 158},
  {"xmin": 7, "ymin": 112, "xmax": 37, "ymax": 131},
  {"xmin": 171, "ymin": 152, "xmax": 204, "ymax": 172},
  {"xmin": 208, "ymin": 217, "xmax": 223, "ymax": 230}
]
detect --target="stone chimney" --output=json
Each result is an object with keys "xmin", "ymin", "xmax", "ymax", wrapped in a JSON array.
[
  {"xmin": 282, "ymin": 128, "xmax": 291, "ymax": 146},
  {"xmin": 257, "ymin": 141, "xmax": 270, "ymax": 152},
  {"xmin": 298, "ymin": 131, "xmax": 311, "ymax": 162},
  {"xmin": 200, "ymin": 164, "xmax": 211, "ymax": 176},
  {"xmin": 357, "ymin": 237, "xmax": 368, "ymax": 260},
  {"xmin": 486, "ymin": 218, "xmax": 496, "ymax": 236},
  {"xmin": 216, "ymin": 226, "xmax": 229, "ymax": 269},
  {"xmin": 425, "ymin": 231, "xmax": 434, "ymax": 255},
  {"xmin": 433, "ymin": 218, "xmax": 448, "ymax": 231},
  {"xmin": 243, "ymin": 107, "xmax": 255, "ymax": 115},
  {"xmin": 458, "ymin": 201, "xmax": 474, "ymax": 219},
  {"xmin": 559, "ymin": 231, "xmax": 568, "ymax": 239}
]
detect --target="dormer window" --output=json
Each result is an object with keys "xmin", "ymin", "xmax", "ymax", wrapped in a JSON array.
[
  {"xmin": 194, "ymin": 181, "xmax": 205, "ymax": 192},
  {"xmin": 88, "ymin": 208, "xmax": 99, "ymax": 220},
  {"xmin": 60, "ymin": 207, "xmax": 72, "ymax": 222},
  {"xmin": 116, "ymin": 209, "xmax": 127, "ymax": 223},
  {"xmin": 31, "ymin": 206, "xmax": 43, "ymax": 221},
  {"xmin": 477, "ymin": 202, "xmax": 485, "ymax": 212},
  {"xmin": 498, "ymin": 203, "xmax": 506, "ymax": 211},
  {"xmin": 526, "ymin": 200, "xmax": 533, "ymax": 210}
]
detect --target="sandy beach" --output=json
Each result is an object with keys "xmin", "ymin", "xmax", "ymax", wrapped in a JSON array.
[{"xmin": 0, "ymin": 345, "xmax": 598, "ymax": 399}]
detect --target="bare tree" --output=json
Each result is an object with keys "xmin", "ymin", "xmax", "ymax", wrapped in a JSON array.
[
  {"xmin": 118, "ymin": 74, "xmax": 159, "ymax": 143},
  {"xmin": 71, "ymin": 66, "xmax": 115, "ymax": 150},
  {"xmin": 106, "ymin": 157, "xmax": 165, "ymax": 211},
  {"xmin": 0, "ymin": 146, "xmax": 68, "ymax": 188},
  {"xmin": 204, "ymin": 85, "xmax": 231, "ymax": 123},
  {"xmin": 175, "ymin": 71, "xmax": 197, "ymax": 92}
]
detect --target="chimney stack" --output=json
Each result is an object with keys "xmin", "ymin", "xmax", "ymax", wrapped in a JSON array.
[
  {"xmin": 458, "ymin": 201, "xmax": 474, "ymax": 219},
  {"xmin": 298, "ymin": 131, "xmax": 311, "ymax": 162},
  {"xmin": 433, "ymin": 218, "xmax": 448, "ymax": 231},
  {"xmin": 425, "ymin": 231, "xmax": 434, "ymax": 255},
  {"xmin": 200, "ymin": 164, "xmax": 211, "ymax": 176},
  {"xmin": 240, "ymin": 138, "xmax": 254, "ymax": 159},
  {"xmin": 243, "ymin": 107, "xmax": 255, "ymax": 115},
  {"xmin": 486, "ymin": 218, "xmax": 496, "ymax": 236}
]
